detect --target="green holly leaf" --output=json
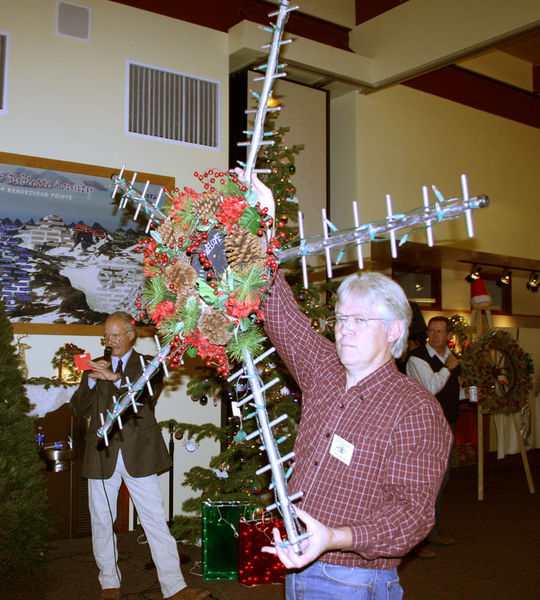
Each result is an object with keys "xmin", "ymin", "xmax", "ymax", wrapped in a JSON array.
[
  {"xmin": 239, "ymin": 317, "xmax": 251, "ymax": 332},
  {"xmin": 238, "ymin": 206, "xmax": 262, "ymax": 235},
  {"xmin": 214, "ymin": 294, "xmax": 227, "ymax": 310},
  {"xmin": 198, "ymin": 280, "xmax": 217, "ymax": 305}
]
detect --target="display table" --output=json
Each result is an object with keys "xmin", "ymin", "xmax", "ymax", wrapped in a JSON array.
[
  {"xmin": 477, "ymin": 396, "xmax": 537, "ymax": 501},
  {"xmin": 25, "ymin": 384, "xmax": 88, "ymax": 539},
  {"xmin": 492, "ymin": 393, "xmax": 540, "ymax": 458},
  {"xmin": 454, "ymin": 396, "xmax": 538, "ymax": 500}
]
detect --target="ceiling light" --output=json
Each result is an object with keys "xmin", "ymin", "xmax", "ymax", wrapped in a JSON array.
[
  {"xmin": 527, "ymin": 272, "xmax": 539, "ymax": 292},
  {"xmin": 465, "ymin": 265, "xmax": 481, "ymax": 283},
  {"xmin": 496, "ymin": 269, "xmax": 511, "ymax": 287},
  {"xmin": 267, "ymin": 95, "xmax": 282, "ymax": 108}
]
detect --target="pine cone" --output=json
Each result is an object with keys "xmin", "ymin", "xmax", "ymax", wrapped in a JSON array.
[
  {"xmin": 193, "ymin": 191, "xmax": 221, "ymax": 221},
  {"xmin": 157, "ymin": 220, "xmax": 179, "ymax": 247},
  {"xmin": 198, "ymin": 309, "xmax": 233, "ymax": 345},
  {"xmin": 164, "ymin": 260, "xmax": 198, "ymax": 291},
  {"xmin": 175, "ymin": 291, "xmax": 195, "ymax": 311},
  {"xmin": 224, "ymin": 226, "xmax": 266, "ymax": 270}
]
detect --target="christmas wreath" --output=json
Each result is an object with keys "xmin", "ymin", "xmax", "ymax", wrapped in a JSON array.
[
  {"xmin": 460, "ymin": 330, "xmax": 534, "ymax": 414},
  {"xmin": 51, "ymin": 343, "xmax": 87, "ymax": 370},
  {"xmin": 134, "ymin": 170, "xmax": 280, "ymax": 377}
]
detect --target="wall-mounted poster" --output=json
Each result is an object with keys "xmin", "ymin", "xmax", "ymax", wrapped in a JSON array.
[{"xmin": 0, "ymin": 152, "xmax": 174, "ymax": 326}]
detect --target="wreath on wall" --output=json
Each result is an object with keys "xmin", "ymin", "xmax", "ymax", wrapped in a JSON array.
[
  {"xmin": 460, "ymin": 330, "xmax": 534, "ymax": 414},
  {"xmin": 134, "ymin": 171, "xmax": 279, "ymax": 377}
]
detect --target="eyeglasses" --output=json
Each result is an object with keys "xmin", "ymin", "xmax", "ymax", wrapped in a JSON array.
[
  {"xmin": 326, "ymin": 314, "xmax": 386, "ymax": 333},
  {"xmin": 101, "ymin": 331, "xmax": 129, "ymax": 344}
]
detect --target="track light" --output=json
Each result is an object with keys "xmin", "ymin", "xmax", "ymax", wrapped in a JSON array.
[
  {"xmin": 465, "ymin": 265, "xmax": 481, "ymax": 283},
  {"xmin": 496, "ymin": 269, "xmax": 511, "ymax": 287},
  {"xmin": 527, "ymin": 272, "xmax": 539, "ymax": 293}
]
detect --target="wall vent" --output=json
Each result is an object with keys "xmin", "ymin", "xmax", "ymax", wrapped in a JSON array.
[
  {"xmin": 0, "ymin": 32, "xmax": 9, "ymax": 114},
  {"xmin": 57, "ymin": 1, "xmax": 91, "ymax": 42},
  {"xmin": 126, "ymin": 61, "xmax": 220, "ymax": 150}
]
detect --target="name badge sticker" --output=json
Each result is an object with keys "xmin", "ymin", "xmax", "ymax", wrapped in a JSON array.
[{"xmin": 329, "ymin": 434, "xmax": 354, "ymax": 466}]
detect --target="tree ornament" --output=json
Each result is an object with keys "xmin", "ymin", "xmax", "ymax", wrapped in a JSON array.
[
  {"xmin": 262, "ymin": 364, "xmax": 273, "ymax": 377},
  {"xmin": 214, "ymin": 464, "xmax": 229, "ymax": 478},
  {"xmin": 199, "ymin": 395, "xmax": 208, "ymax": 406},
  {"xmin": 234, "ymin": 429, "xmax": 248, "ymax": 443},
  {"xmin": 184, "ymin": 437, "xmax": 198, "ymax": 452},
  {"xmin": 288, "ymin": 164, "xmax": 296, "ymax": 173},
  {"xmin": 174, "ymin": 431, "xmax": 184, "ymax": 440}
]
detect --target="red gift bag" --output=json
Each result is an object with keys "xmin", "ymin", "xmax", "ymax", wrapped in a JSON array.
[{"xmin": 238, "ymin": 516, "xmax": 287, "ymax": 586}]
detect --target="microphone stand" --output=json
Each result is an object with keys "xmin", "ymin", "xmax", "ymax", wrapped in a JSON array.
[
  {"xmin": 168, "ymin": 422, "xmax": 174, "ymax": 524},
  {"xmin": 168, "ymin": 422, "xmax": 190, "ymax": 565}
]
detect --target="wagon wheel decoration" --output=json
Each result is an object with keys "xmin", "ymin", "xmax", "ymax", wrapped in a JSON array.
[{"xmin": 461, "ymin": 330, "xmax": 534, "ymax": 415}]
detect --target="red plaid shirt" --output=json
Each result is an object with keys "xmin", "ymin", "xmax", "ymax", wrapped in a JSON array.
[{"xmin": 264, "ymin": 271, "xmax": 452, "ymax": 569}]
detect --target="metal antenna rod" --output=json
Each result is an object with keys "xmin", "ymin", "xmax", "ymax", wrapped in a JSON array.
[
  {"xmin": 110, "ymin": 173, "xmax": 168, "ymax": 226},
  {"xmin": 97, "ymin": 342, "xmax": 171, "ymax": 443},
  {"xmin": 241, "ymin": 349, "xmax": 309, "ymax": 554},
  {"xmin": 278, "ymin": 194, "xmax": 489, "ymax": 263},
  {"xmin": 241, "ymin": 0, "xmax": 295, "ymax": 185}
]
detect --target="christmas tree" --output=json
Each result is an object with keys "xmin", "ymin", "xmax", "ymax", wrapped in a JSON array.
[
  {"xmin": 0, "ymin": 300, "xmax": 53, "ymax": 581},
  {"xmin": 165, "ymin": 117, "xmax": 338, "ymax": 544}
]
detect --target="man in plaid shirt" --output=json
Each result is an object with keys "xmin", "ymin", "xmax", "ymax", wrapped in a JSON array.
[{"xmin": 261, "ymin": 268, "xmax": 452, "ymax": 598}]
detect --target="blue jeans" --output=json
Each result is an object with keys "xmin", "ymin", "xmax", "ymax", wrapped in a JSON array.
[{"xmin": 286, "ymin": 561, "xmax": 403, "ymax": 600}]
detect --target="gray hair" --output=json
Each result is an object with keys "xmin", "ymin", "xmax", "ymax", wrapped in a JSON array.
[
  {"xmin": 105, "ymin": 311, "xmax": 137, "ymax": 337},
  {"xmin": 336, "ymin": 272, "xmax": 412, "ymax": 359}
]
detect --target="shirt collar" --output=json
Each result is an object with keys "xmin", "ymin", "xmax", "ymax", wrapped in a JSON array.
[
  {"xmin": 426, "ymin": 342, "xmax": 450, "ymax": 362},
  {"xmin": 347, "ymin": 359, "xmax": 399, "ymax": 393},
  {"xmin": 114, "ymin": 348, "xmax": 133, "ymax": 370}
]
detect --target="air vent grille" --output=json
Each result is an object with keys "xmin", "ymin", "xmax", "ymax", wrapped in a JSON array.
[{"xmin": 127, "ymin": 62, "xmax": 220, "ymax": 149}]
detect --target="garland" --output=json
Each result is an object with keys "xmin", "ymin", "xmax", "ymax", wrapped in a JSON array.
[
  {"xmin": 134, "ymin": 171, "xmax": 280, "ymax": 377},
  {"xmin": 460, "ymin": 330, "xmax": 534, "ymax": 414}
]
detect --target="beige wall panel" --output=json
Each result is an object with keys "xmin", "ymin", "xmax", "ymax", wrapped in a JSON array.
[{"xmin": 331, "ymin": 85, "xmax": 540, "ymax": 262}]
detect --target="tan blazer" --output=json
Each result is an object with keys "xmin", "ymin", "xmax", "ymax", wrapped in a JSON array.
[{"xmin": 70, "ymin": 350, "xmax": 171, "ymax": 479}]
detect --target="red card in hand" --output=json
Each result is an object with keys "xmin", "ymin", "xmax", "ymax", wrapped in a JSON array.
[{"xmin": 74, "ymin": 353, "xmax": 92, "ymax": 371}]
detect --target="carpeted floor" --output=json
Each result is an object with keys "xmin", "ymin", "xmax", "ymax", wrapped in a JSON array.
[{"xmin": 5, "ymin": 450, "xmax": 540, "ymax": 600}]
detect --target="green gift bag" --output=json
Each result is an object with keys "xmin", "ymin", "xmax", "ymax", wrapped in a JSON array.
[{"xmin": 201, "ymin": 500, "xmax": 259, "ymax": 580}]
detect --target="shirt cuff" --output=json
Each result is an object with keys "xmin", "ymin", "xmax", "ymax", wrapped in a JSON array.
[{"xmin": 348, "ymin": 523, "xmax": 371, "ymax": 555}]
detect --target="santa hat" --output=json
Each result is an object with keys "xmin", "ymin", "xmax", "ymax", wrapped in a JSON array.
[{"xmin": 470, "ymin": 277, "xmax": 492, "ymax": 307}]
